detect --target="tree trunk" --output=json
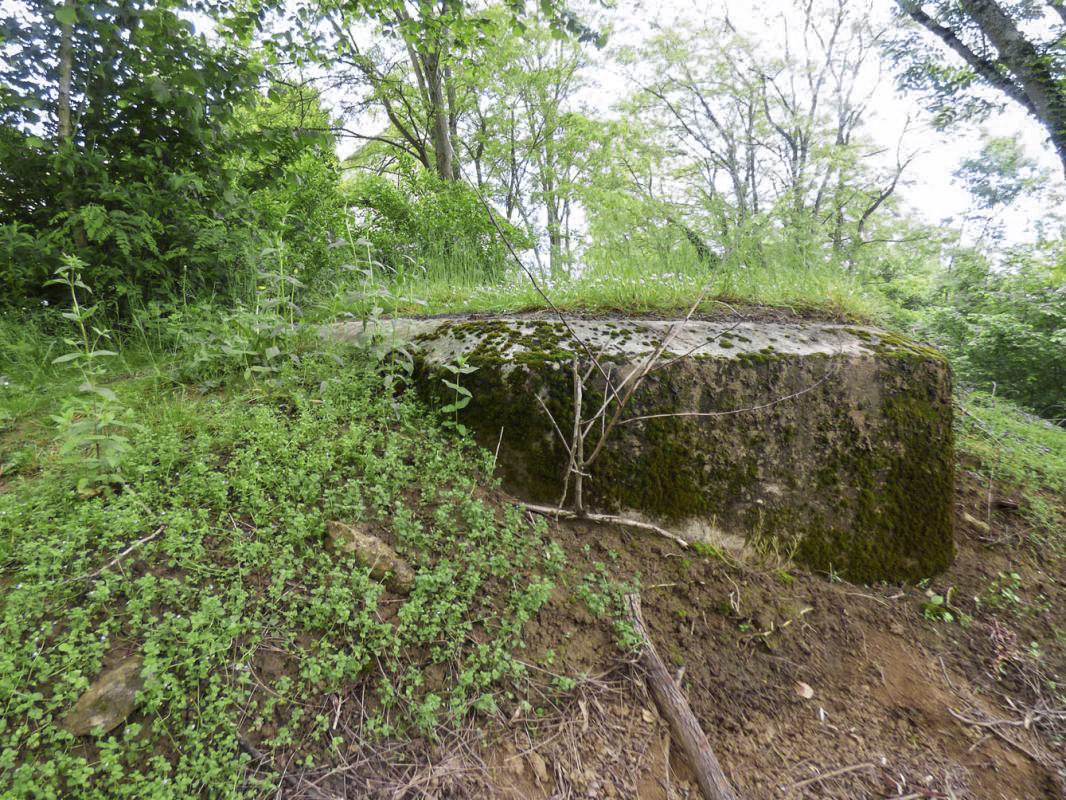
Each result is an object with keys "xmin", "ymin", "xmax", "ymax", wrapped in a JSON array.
[
  {"xmin": 58, "ymin": 0, "xmax": 88, "ymax": 250},
  {"xmin": 959, "ymin": 0, "xmax": 1066, "ymax": 176},
  {"xmin": 901, "ymin": 0, "xmax": 1066, "ymax": 177},
  {"xmin": 625, "ymin": 594, "xmax": 740, "ymax": 800},
  {"xmin": 58, "ymin": 1, "xmax": 74, "ymax": 143},
  {"xmin": 426, "ymin": 59, "xmax": 455, "ymax": 182},
  {"xmin": 446, "ymin": 65, "xmax": 460, "ymax": 181}
]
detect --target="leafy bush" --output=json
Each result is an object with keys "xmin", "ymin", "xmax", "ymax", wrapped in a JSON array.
[
  {"xmin": 917, "ymin": 256, "xmax": 1065, "ymax": 420},
  {"xmin": 0, "ymin": 6, "xmax": 356, "ymax": 316},
  {"xmin": 345, "ymin": 166, "xmax": 532, "ymax": 282}
]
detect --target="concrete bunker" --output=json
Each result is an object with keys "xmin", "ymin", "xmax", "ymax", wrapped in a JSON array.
[{"xmin": 331, "ymin": 314, "xmax": 955, "ymax": 583}]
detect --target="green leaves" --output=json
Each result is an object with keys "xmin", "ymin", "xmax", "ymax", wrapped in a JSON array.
[
  {"xmin": 54, "ymin": 3, "xmax": 77, "ymax": 26},
  {"xmin": 0, "ymin": 0, "xmax": 269, "ymax": 311},
  {"xmin": 440, "ymin": 355, "xmax": 478, "ymax": 416},
  {"xmin": 46, "ymin": 256, "xmax": 137, "ymax": 492}
]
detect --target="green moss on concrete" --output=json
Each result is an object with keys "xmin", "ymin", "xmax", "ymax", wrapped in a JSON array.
[
  {"xmin": 792, "ymin": 362, "xmax": 955, "ymax": 582},
  {"xmin": 842, "ymin": 327, "xmax": 949, "ymax": 363},
  {"xmin": 409, "ymin": 318, "xmax": 955, "ymax": 582}
]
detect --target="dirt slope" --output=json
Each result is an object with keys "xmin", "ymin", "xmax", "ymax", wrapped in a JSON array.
[{"xmin": 355, "ymin": 468, "xmax": 1064, "ymax": 800}]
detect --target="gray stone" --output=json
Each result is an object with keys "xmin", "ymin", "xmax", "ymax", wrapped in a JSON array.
[
  {"xmin": 61, "ymin": 655, "xmax": 145, "ymax": 736},
  {"xmin": 327, "ymin": 521, "xmax": 416, "ymax": 593}
]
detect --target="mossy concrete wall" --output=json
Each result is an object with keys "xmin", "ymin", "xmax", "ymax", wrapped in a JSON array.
[{"xmin": 330, "ymin": 315, "xmax": 955, "ymax": 583}]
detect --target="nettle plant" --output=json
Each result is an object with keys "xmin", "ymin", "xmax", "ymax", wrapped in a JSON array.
[
  {"xmin": 46, "ymin": 255, "xmax": 139, "ymax": 494},
  {"xmin": 440, "ymin": 352, "xmax": 478, "ymax": 434}
]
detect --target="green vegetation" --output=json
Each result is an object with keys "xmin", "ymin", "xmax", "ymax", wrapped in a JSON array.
[
  {"xmin": 329, "ymin": 245, "xmax": 885, "ymax": 321},
  {"xmin": 0, "ymin": 339, "xmax": 570, "ymax": 796},
  {"xmin": 2, "ymin": 0, "xmax": 1065, "ymax": 794},
  {"xmin": 956, "ymin": 391, "xmax": 1066, "ymax": 537}
]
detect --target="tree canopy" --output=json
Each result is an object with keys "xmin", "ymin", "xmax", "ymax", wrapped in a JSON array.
[{"xmin": 894, "ymin": 0, "xmax": 1066, "ymax": 175}]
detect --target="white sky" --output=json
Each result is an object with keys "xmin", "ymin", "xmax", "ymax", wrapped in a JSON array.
[{"xmin": 591, "ymin": 0, "xmax": 1064, "ymax": 246}]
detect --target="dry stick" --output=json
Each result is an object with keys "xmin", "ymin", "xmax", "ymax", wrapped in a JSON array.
[
  {"xmin": 551, "ymin": 286, "xmax": 712, "ymax": 514},
  {"xmin": 237, "ymin": 735, "xmax": 338, "ymax": 800},
  {"xmin": 463, "ymin": 168, "xmax": 735, "ymax": 531},
  {"xmin": 460, "ymin": 169, "xmax": 618, "ymax": 397},
  {"xmin": 581, "ymin": 285, "xmax": 712, "ymax": 471},
  {"xmin": 946, "ymin": 707, "xmax": 1047, "ymax": 765},
  {"xmin": 619, "ymin": 365, "xmax": 837, "ymax": 426},
  {"xmin": 624, "ymin": 594, "xmax": 739, "ymax": 800},
  {"xmin": 523, "ymin": 502, "xmax": 690, "ymax": 548},
  {"xmin": 58, "ymin": 526, "xmax": 166, "ymax": 586},
  {"xmin": 464, "ymin": 166, "xmax": 735, "ymax": 515},
  {"xmin": 783, "ymin": 761, "xmax": 875, "ymax": 790},
  {"xmin": 535, "ymin": 394, "xmax": 573, "ymax": 461},
  {"xmin": 651, "ymin": 325, "xmax": 742, "ymax": 373},
  {"xmin": 571, "ymin": 357, "xmax": 586, "ymax": 513}
]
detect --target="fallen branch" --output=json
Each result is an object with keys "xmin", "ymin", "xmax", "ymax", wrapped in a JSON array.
[
  {"xmin": 522, "ymin": 502, "xmax": 690, "ymax": 548},
  {"xmin": 783, "ymin": 761, "xmax": 875, "ymax": 790},
  {"xmin": 625, "ymin": 593, "xmax": 739, "ymax": 800},
  {"xmin": 947, "ymin": 707, "xmax": 1048, "ymax": 766},
  {"xmin": 59, "ymin": 526, "xmax": 165, "ymax": 586}
]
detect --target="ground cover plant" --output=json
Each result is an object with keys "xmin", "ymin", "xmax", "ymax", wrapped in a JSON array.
[{"xmin": 0, "ymin": 341, "xmax": 579, "ymax": 798}]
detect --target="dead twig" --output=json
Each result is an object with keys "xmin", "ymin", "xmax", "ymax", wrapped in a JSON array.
[
  {"xmin": 522, "ymin": 501, "xmax": 689, "ymax": 548},
  {"xmin": 947, "ymin": 707, "xmax": 1047, "ymax": 766},
  {"xmin": 580, "ymin": 286, "xmax": 712, "ymax": 474},
  {"xmin": 620, "ymin": 365, "xmax": 837, "ymax": 426},
  {"xmin": 58, "ymin": 526, "xmax": 165, "ymax": 586},
  {"xmin": 237, "ymin": 734, "xmax": 339, "ymax": 800},
  {"xmin": 784, "ymin": 761, "xmax": 875, "ymax": 790},
  {"xmin": 460, "ymin": 167, "xmax": 618, "ymax": 394}
]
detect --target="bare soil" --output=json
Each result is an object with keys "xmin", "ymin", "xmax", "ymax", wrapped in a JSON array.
[{"xmin": 247, "ymin": 466, "xmax": 1065, "ymax": 800}]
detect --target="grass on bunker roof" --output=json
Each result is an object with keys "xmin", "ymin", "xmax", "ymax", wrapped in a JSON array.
[{"xmin": 318, "ymin": 243, "xmax": 888, "ymax": 323}]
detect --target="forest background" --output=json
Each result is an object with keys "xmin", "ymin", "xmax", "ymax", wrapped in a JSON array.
[{"xmin": 0, "ymin": 0, "xmax": 1062, "ymax": 425}]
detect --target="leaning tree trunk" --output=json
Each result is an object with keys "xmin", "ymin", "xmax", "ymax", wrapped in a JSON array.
[
  {"xmin": 626, "ymin": 594, "xmax": 740, "ymax": 800},
  {"xmin": 959, "ymin": 0, "xmax": 1066, "ymax": 178}
]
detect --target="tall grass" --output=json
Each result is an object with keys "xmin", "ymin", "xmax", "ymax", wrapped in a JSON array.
[
  {"xmin": 957, "ymin": 391, "xmax": 1066, "ymax": 537},
  {"xmin": 323, "ymin": 237, "xmax": 887, "ymax": 321}
]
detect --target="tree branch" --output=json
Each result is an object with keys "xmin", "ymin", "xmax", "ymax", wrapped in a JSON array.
[{"xmin": 897, "ymin": 0, "xmax": 1038, "ymax": 117}]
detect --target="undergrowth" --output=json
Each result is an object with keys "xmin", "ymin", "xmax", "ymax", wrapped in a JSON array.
[
  {"xmin": 956, "ymin": 391, "xmax": 1066, "ymax": 540},
  {"xmin": 0, "ymin": 349, "xmax": 566, "ymax": 798},
  {"xmin": 320, "ymin": 247, "xmax": 885, "ymax": 321}
]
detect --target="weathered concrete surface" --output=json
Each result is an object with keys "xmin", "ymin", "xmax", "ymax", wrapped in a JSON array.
[{"xmin": 329, "ymin": 315, "xmax": 955, "ymax": 582}]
